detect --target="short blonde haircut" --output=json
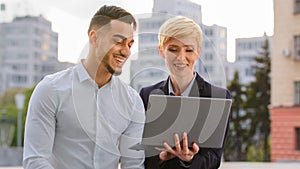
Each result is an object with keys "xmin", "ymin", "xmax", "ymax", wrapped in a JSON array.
[{"xmin": 158, "ymin": 16, "xmax": 202, "ymax": 50}]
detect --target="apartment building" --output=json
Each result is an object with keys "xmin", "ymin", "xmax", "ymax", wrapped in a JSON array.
[
  {"xmin": 0, "ymin": 15, "xmax": 73, "ymax": 94},
  {"xmin": 227, "ymin": 35, "xmax": 271, "ymax": 85},
  {"xmin": 270, "ymin": 0, "xmax": 300, "ymax": 162}
]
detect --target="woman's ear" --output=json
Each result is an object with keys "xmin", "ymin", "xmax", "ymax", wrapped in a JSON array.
[
  {"xmin": 158, "ymin": 45, "xmax": 165, "ymax": 59},
  {"xmin": 196, "ymin": 47, "xmax": 201, "ymax": 58}
]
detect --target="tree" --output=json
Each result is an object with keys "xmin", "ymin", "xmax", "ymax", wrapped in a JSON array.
[
  {"xmin": 0, "ymin": 85, "xmax": 36, "ymax": 147},
  {"xmin": 0, "ymin": 89, "xmax": 24, "ymax": 146},
  {"xmin": 245, "ymin": 36, "xmax": 271, "ymax": 161},
  {"xmin": 224, "ymin": 71, "xmax": 250, "ymax": 161}
]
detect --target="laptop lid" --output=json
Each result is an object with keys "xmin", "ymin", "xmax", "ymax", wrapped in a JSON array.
[{"xmin": 131, "ymin": 95, "xmax": 232, "ymax": 151}]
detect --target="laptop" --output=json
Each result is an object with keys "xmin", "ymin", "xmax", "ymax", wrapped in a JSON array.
[{"xmin": 130, "ymin": 95, "xmax": 232, "ymax": 152}]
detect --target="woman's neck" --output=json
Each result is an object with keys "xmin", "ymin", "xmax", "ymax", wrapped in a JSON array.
[{"xmin": 170, "ymin": 73, "xmax": 194, "ymax": 96}]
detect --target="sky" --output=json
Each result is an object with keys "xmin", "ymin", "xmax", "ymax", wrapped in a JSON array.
[{"xmin": 0, "ymin": 0, "xmax": 274, "ymax": 83}]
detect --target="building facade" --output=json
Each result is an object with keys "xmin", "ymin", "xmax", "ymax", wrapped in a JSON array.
[
  {"xmin": 227, "ymin": 35, "xmax": 271, "ymax": 85},
  {"xmin": 130, "ymin": 0, "xmax": 228, "ymax": 91},
  {"xmin": 0, "ymin": 15, "xmax": 73, "ymax": 94},
  {"xmin": 270, "ymin": 0, "xmax": 300, "ymax": 162},
  {"xmin": 197, "ymin": 24, "xmax": 227, "ymax": 87}
]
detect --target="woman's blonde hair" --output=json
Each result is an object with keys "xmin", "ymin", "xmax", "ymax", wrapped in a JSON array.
[{"xmin": 158, "ymin": 16, "xmax": 202, "ymax": 50}]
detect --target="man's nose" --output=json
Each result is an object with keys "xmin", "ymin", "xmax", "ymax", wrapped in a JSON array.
[{"xmin": 120, "ymin": 45, "xmax": 131, "ymax": 57}]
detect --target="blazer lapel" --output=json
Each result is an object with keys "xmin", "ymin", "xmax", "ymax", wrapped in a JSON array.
[
  {"xmin": 157, "ymin": 77, "xmax": 170, "ymax": 95},
  {"xmin": 188, "ymin": 73, "xmax": 204, "ymax": 97}
]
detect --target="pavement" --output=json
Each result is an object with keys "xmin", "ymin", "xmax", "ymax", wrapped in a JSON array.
[
  {"xmin": 1, "ymin": 162, "xmax": 300, "ymax": 169},
  {"xmin": 220, "ymin": 162, "xmax": 300, "ymax": 169}
]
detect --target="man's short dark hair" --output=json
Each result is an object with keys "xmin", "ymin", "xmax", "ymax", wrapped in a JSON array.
[{"xmin": 88, "ymin": 5, "xmax": 137, "ymax": 34}]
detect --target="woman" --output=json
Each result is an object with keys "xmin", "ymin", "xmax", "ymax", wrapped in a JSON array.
[{"xmin": 140, "ymin": 16, "xmax": 231, "ymax": 169}]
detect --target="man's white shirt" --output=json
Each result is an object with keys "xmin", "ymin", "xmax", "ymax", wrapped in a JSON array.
[{"xmin": 23, "ymin": 61, "xmax": 145, "ymax": 169}]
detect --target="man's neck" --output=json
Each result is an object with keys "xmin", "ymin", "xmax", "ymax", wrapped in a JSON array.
[{"xmin": 83, "ymin": 59, "xmax": 112, "ymax": 88}]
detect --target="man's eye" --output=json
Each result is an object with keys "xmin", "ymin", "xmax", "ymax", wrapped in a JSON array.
[
  {"xmin": 115, "ymin": 41, "xmax": 122, "ymax": 44},
  {"xmin": 186, "ymin": 49, "xmax": 194, "ymax": 52},
  {"xmin": 113, "ymin": 38, "xmax": 123, "ymax": 44}
]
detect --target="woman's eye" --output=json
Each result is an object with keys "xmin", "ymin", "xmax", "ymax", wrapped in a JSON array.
[{"xmin": 168, "ymin": 48, "xmax": 177, "ymax": 52}]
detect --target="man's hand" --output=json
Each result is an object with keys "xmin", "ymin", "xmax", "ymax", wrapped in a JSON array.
[{"xmin": 155, "ymin": 132, "xmax": 199, "ymax": 162}]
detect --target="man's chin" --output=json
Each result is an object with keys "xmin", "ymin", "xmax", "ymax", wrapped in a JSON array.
[
  {"xmin": 113, "ymin": 70, "xmax": 122, "ymax": 76},
  {"xmin": 105, "ymin": 63, "xmax": 122, "ymax": 76}
]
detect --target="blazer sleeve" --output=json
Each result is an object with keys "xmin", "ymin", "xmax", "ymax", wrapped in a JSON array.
[{"xmin": 188, "ymin": 148, "xmax": 222, "ymax": 169}]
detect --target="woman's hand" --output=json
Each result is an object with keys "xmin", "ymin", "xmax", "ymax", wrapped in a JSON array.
[{"xmin": 155, "ymin": 132, "xmax": 199, "ymax": 162}]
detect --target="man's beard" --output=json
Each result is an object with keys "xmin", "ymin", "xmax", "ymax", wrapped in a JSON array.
[
  {"xmin": 104, "ymin": 61, "xmax": 122, "ymax": 76},
  {"xmin": 101, "ymin": 54, "xmax": 122, "ymax": 76}
]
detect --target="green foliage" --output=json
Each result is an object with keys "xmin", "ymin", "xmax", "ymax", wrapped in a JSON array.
[
  {"xmin": 23, "ymin": 84, "xmax": 36, "ymax": 122},
  {"xmin": 224, "ymin": 71, "xmax": 250, "ymax": 161},
  {"xmin": 0, "ymin": 104, "xmax": 17, "ymax": 147},
  {"xmin": 0, "ymin": 85, "xmax": 36, "ymax": 147},
  {"xmin": 244, "ymin": 36, "xmax": 271, "ymax": 162},
  {"xmin": 6, "ymin": 104, "xmax": 18, "ymax": 146},
  {"xmin": 246, "ymin": 138, "xmax": 271, "ymax": 162},
  {"xmin": 224, "ymin": 36, "xmax": 271, "ymax": 162},
  {"xmin": 247, "ymin": 145, "xmax": 264, "ymax": 162},
  {"xmin": 0, "ymin": 89, "xmax": 23, "ymax": 107}
]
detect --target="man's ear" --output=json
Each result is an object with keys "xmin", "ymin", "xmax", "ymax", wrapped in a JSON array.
[
  {"xmin": 158, "ymin": 45, "xmax": 165, "ymax": 59},
  {"xmin": 89, "ymin": 30, "xmax": 97, "ymax": 45}
]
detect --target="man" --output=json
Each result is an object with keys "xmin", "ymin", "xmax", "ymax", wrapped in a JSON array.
[
  {"xmin": 139, "ymin": 16, "xmax": 231, "ymax": 169},
  {"xmin": 23, "ymin": 5, "xmax": 145, "ymax": 169}
]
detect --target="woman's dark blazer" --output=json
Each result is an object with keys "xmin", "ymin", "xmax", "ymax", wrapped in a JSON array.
[{"xmin": 139, "ymin": 72, "xmax": 231, "ymax": 169}]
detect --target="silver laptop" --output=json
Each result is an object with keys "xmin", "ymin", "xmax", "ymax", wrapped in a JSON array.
[{"xmin": 130, "ymin": 95, "xmax": 232, "ymax": 151}]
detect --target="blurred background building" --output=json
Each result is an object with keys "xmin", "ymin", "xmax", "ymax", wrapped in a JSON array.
[
  {"xmin": 0, "ymin": 15, "xmax": 73, "ymax": 94},
  {"xmin": 227, "ymin": 35, "xmax": 272, "ymax": 85}
]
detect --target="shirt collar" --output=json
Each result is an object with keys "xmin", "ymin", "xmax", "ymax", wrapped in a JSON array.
[
  {"xmin": 75, "ymin": 59, "xmax": 115, "ymax": 88},
  {"xmin": 168, "ymin": 73, "xmax": 196, "ymax": 96},
  {"xmin": 75, "ymin": 59, "xmax": 92, "ymax": 83}
]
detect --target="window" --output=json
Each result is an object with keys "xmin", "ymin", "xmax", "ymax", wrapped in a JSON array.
[
  {"xmin": 296, "ymin": 128, "xmax": 300, "ymax": 150},
  {"xmin": 220, "ymin": 29, "xmax": 226, "ymax": 38},
  {"xmin": 8, "ymin": 40, "xmax": 18, "ymax": 46},
  {"xmin": 34, "ymin": 40, "xmax": 41, "ymax": 48},
  {"xmin": 34, "ymin": 52, "xmax": 40, "ymax": 58},
  {"xmin": 204, "ymin": 53, "xmax": 213, "ymax": 61},
  {"xmin": 34, "ymin": 28, "xmax": 40, "ymax": 35},
  {"xmin": 11, "ymin": 75, "xmax": 27, "ymax": 83},
  {"xmin": 295, "ymin": 81, "xmax": 300, "ymax": 105},
  {"xmin": 294, "ymin": 0, "xmax": 300, "ymax": 14},
  {"xmin": 11, "ymin": 64, "xmax": 27, "ymax": 71},
  {"xmin": 294, "ymin": 36, "xmax": 300, "ymax": 60},
  {"xmin": 205, "ymin": 29, "xmax": 213, "ymax": 36},
  {"xmin": 245, "ymin": 68, "xmax": 254, "ymax": 76},
  {"xmin": 247, "ymin": 42, "xmax": 253, "ymax": 50},
  {"xmin": 204, "ymin": 65, "xmax": 214, "ymax": 73},
  {"xmin": 220, "ymin": 42, "xmax": 226, "ymax": 50},
  {"xmin": 41, "ymin": 65, "xmax": 54, "ymax": 73}
]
